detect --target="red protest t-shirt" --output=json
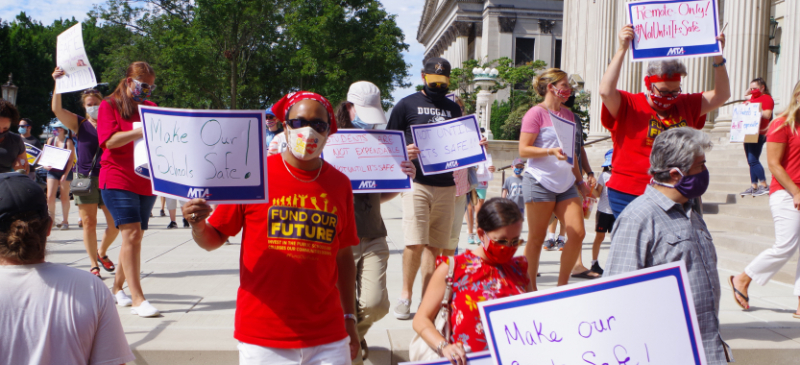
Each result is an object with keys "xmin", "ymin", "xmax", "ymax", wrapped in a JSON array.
[
  {"xmin": 601, "ymin": 91, "xmax": 705, "ymax": 196},
  {"xmin": 749, "ymin": 94, "xmax": 775, "ymax": 135},
  {"xmin": 767, "ymin": 118, "xmax": 800, "ymax": 194},
  {"xmin": 97, "ymin": 99, "xmax": 156, "ymax": 196},
  {"xmin": 208, "ymin": 153, "xmax": 359, "ymax": 349}
]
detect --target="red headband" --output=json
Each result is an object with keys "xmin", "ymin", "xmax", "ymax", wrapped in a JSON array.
[
  {"xmin": 272, "ymin": 91, "xmax": 338, "ymax": 135},
  {"xmin": 644, "ymin": 74, "xmax": 682, "ymax": 89}
]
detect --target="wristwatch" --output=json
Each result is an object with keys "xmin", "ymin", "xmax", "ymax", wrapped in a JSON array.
[{"xmin": 344, "ymin": 314, "xmax": 357, "ymax": 322}]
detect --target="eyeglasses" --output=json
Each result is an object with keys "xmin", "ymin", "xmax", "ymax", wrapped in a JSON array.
[
  {"xmin": 490, "ymin": 237, "xmax": 525, "ymax": 247},
  {"xmin": 285, "ymin": 118, "xmax": 330, "ymax": 134},
  {"xmin": 265, "ymin": 115, "xmax": 276, "ymax": 121},
  {"xmin": 133, "ymin": 79, "xmax": 157, "ymax": 92},
  {"xmin": 651, "ymin": 85, "xmax": 681, "ymax": 98},
  {"xmin": 19, "ymin": 125, "xmax": 30, "ymax": 129}
]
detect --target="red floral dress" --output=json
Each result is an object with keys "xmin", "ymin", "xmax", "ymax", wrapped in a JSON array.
[{"xmin": 436, "ymin": 250, "xmax": 529, "ymax": 352}]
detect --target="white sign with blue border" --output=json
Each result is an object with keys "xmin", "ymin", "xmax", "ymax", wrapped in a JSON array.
[
  {"xmin": 627, "ymin": 0, "xmax": 721, "ymax": 61},
  {"xmin": 322, "ymin": 129, "xmax": 412, "ymax": 193},
  {"xmin": 139, "ymin": 105, "xmax": 267, "ymax": 204},
  {"xmin": 399, "ymin": 351, "xmax": 492, "ymax": 365},
  {"xmin": 479, "ymin": 261, "xmax": 707, "ymax": 365},
  {"xmin": 410, "ymin": 114, "xmax": 487, "ymax": 175}
]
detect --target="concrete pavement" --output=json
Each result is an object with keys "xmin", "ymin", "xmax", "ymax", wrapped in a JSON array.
[{"xmin": 43, "ymin": 194, "xmax": 800, "ymax": 364}]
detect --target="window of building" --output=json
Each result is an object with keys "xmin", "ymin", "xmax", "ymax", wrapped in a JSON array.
[
  {"xmin": 515, "ymin": 38, "xmax": 536, "ymax": 66},
  {"xmin": 554, "ymin": 39, "xmax": 562, "ymax": 69}
]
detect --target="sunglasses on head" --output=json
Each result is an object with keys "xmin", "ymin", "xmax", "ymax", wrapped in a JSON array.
[
  {"xmin": 82, "ymin": 89, "xmax": 101, "ymax": 95},
  {"xmin": 285, "ymin": 118, "xmax": 329, "ymax": 134}
]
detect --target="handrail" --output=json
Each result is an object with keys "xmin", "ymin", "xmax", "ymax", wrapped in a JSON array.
[{"xmin": 493, "ymin": 135, "xmax": 612, "ymax": 181}]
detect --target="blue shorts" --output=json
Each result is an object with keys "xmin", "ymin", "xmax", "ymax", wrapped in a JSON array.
[
  {"xmin": 47, "ymin": 169, "xmax": 74, "ymax": 181},
  {"xmin": 101, "ymin": 189, "xmax": 158, "ymax": 229}
]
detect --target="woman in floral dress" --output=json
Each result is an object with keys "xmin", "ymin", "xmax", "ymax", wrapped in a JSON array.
[{"xmin": 413, "ymin": 198, "xmax": 529, "ymax": 364}]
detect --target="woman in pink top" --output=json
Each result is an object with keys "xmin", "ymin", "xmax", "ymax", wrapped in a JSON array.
[
  {"xmin": 97, "ymin": 61, "xmax": 160, "ymax": 318},
  {"xmin": 518, "ymin": 68, "xmax": 591, "ymax": 290}
]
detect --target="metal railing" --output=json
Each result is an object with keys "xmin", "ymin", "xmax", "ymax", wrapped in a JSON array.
[{"xmin": 496, "ymin": 136, "xmax": 612, "ymax": 181}]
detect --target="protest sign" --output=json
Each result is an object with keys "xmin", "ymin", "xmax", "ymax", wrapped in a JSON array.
[
  {"xmin": 139, "ymin": 106, "xmax": 267, "ymax": 204},
  {"xmin": 411, "ymin": 114, "xmax": 487, "ymax": 175},
  {"xmin": 549, "ymin": 112, "xmax": 576, "ymax": 166},
  {"xmin": 38, "ymin": 144, "xmax": 72, "ymax": 171},
  {"xmin": 322, "ymin": 130, "xmax": 411, "ymax": 193},
  {"xmin": 399, "ymin": 351, "xmax": 492, "ymax": 365},
  {"xmin": 479, "ymin": 261, "xmax": 706, "ymax": 365},
  {"xmin": 55, "ymin": 23, "xmax": 97, "ymax": 93},
  {"xmin": 446, "ymin": 93, "xmax": 457, "ymax": 102},
  {"xmin": 131, "ymin": 122, "xmax": 151, "ymax": 179},
  {"xmin": 730, "ymin": 103, "xmax": 762, "ymax": 143},
  {"xmin": 627, "ymin": 0, "xmax": 722, "ymax": 61},
  {"xmin": 24, "ymin": 143, "xmax": 42, "ymax": 165},
  {"xmin": 476, "ymin": 153, "xmax": 494, "ymax": 182}
]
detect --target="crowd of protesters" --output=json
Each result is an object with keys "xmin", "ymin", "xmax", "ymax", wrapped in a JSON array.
[{"xmin": 3, "ymin": 18, "xmax": 800, "ymax": 365}]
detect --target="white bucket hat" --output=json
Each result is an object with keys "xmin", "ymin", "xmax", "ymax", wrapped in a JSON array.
[{"xmin": 347, "ymin": 81, "xmax": 386, "ymax": 124}]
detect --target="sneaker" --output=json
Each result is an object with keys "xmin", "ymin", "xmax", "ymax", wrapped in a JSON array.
[
  {"xmin": 753, "ymin": 185, "xmax": 770, "ymax": 197},
  {"xmin": 60, "ymin": 223, "xmax": 69, "ymax": 231},
  {"xmin": 543, "ymin": 239, "xmax": 556, "ymax": 251},
  {"xmin": 467, "ymin": 235, "xmax": 475, "ymax": 244},
  {"xmin": 590, "ymin": 262, "xmax": 604, "ymax": 275},
  {"xmin": 167, "ymin": 221, "xmax": 178, "ymax": 229},
  {"xmin": 740, "ymin": 186, "xmax": 755, "ymax": 197},
  {"xmin": 160, "ymin": 209, "xmax": 166, "ymax": 217},
  {"xmin": 130, "ymin": 300, "xmax": 160, "ymax": 317},
  {"xmin": 183, "ymin": 218, "xmax": 190, "ymax": 228},
  {"xmin": 556, "ymin": 239, "xmax": 566, "ymax": 251},
  {"xmin": 115, "ymin": 290, "xmax": 132, "ymax": 307},
  {"xmin": 393, "ymin": 298, "xmax": 411, "ymax": 320}
]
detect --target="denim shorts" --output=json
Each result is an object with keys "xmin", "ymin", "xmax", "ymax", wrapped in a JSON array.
[
  {"xmin": 47, "ymin": 169, "xmax": 74, "ymax": 181},
  {"xmin": 522, "ymin": 173, "xmax": 579, "ymax": 203},
  {"xmin": 101, "ymin": 188, "xmax": 158, "ymax": 229}
]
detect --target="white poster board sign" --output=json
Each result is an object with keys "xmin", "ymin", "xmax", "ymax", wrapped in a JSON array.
[
  {"xmin": 549, "ymin": 112, "xmax": 576, "ymax": 166},
  {"xmin": 730, "ymin": 103, "xmax": 761, "ymax": 143},
  {"xmin": 139, "ymin": 106, "xmax": 267, "ymax": 204},
  {"xmin": 479, "ymin": 262, "xmax": 707, "ymax": 365},
  {"xmin": 55, "ymin": 23, "xmax": 98, "ymax": 93},
  {"xmin": 476, "ymin": 153, "xmax": 494, "ymax": 182},
  {"xmin": 38, "ymin": 144, "xmax": 72, "ymax": 171},
  {"xmin": 24, "ymin": 143, "xmax": 42, "ymax": 165},
  {"xmin": 399, "ymin": 351, "xmax": 492, "ymax": 365},
  {"xmin": 410, "ymin": 114, "xmax": 487, "ymax": 175},
  {"xmin": 322, "ymin": 130, "xmax": 411, "ymax": 193},
  {"xmin": 627, "ymin": 0, "xmax": 722, "ymax": 61}
]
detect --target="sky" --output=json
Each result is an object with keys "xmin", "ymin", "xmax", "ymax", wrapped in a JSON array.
[{"xmin": 0, "ymin": 0, "xmax": 426, "ymax": 104}]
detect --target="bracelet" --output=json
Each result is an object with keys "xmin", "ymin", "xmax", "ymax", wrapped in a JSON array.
[
  {"xmin": 713, "ymin": 57, "xmax": 726, "ymax": 68},
  {"xmin": 437, "ymin": 341, "xmax": 448, "ymax": 356},
  {"xmin": 547, "ymin": 149, "xmax": 552, "ymax": 156},
  {"xmin": 344, "ymin": 314, "xmax": 357, "ymax": 322}
]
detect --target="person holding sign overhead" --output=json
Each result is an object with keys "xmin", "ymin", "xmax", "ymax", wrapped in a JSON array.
[
  {"xmin": 519, "ymin": 68, "xmax": 590, "ymax": 290},
  {"xmin": 599, "ymin": 24, "xmax": 730, "ymax": 217},
  {"xmin": 739, "ymin": 77, "xmax": 775, "ymax": 197},
  {"xmin": 51, "ymin": 70, "xmax": 120, "ymax": 278},
  {"xmin": 44, "ymin": 120, "xmax": 75, "ymax": 231},
  {"xmin": 97, "ymin": 61, "xmax": 160, "ymax": 317},
  {"xmin": 605, "ymin": 127, "xmax": 729, "ymax": 364},
  {"xmin": 0, "ymin": 100, "xmax": 27, "ymax": 174},
  {"xmin": 182, "ymin": 91, "xmax": 360, "ymax": 364}
]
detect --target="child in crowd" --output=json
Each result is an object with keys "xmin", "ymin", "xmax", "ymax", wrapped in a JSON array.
[
  {"xmin": 590, "ymin": 149, "xmax": 614, "ymax": 275},
  {"xmin": 501, "ymin": 158, "xmax": 526, "ymax": 215}
]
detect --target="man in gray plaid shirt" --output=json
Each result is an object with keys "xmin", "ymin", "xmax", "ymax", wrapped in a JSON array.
[{"xmin": 605, "ymin": 128, "xmax": 731, "ymax": 364}]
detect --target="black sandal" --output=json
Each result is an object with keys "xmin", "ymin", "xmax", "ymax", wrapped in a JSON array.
[
  {"xmin": 728, "ymin": 275, "xmax": 749, "ymax": 310},
  {"xmin": 360, "ymin": 339, "xmax": 368, "ymax": 361},
  {"xmin": 571, "ymin": 270, "xmax": 600, "ymax": 279}
]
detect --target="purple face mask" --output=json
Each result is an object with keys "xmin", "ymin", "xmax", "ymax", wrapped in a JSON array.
[{"xmin": 653, "ymin": 168, "xmax": 710, "ymax": 199}]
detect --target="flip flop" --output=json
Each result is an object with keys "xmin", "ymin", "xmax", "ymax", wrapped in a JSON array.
[
  {"xmin": 728, "ymin": 275, "xmax": 749, "ymax": 310},
  {"xmin": 793, "ymin": 313, "xmax": 800, "ymax": 320},
  {"xmin": 571, "ymin": 270, "xmax": 600, "ymax": 279}
]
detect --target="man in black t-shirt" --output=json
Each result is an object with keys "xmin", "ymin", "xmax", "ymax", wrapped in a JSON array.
[
  {"xmin": 0, "ymin": 100, "xmax": 27, "ymax": 174},
  {"xmin": 386, "ymin": 57, "xmax": 462, "ymax": 320}
]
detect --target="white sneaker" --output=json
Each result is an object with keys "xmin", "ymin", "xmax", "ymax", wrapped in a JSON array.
[
  {"xmin": 115, "ymin": 291, "xmax": 132, "ymax": 307},
  {"xmin": 131, "ymin": 300, "xmax": 160, "ymax": 317}
]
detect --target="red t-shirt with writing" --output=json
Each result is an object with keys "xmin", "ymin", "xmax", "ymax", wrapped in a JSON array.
[
  {"xmin": 749, "ymin": 94, "xmax": 775, "ymax": 135},
  {"xmin": 97, "ymin": 99, "xmax": 156, "ymax": 196},
  {"xmin": 767, "ymin": 118, "xmax": 800, "ymax": 194},
  {"xmin": 601, "ymin": 91, "xmax": 705, "ymax": 196},
  {"xmin": 208, "ymin": 153, "xmax": 359, "ymax": 349}
]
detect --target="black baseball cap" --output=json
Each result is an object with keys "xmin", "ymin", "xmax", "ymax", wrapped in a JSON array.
[
  {"xmin": 423, "ymin": 57, "xmax": 452, "ymax": 84},
  {"xmin": 0, "ymin": 173, "xmax": 48, "ymax": 232}
]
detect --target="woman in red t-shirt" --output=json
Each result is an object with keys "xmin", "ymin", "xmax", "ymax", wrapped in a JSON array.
[
  {"xmin": 740, "ymin": 77, "xmax": 775, "ymax": 197},
  {"xmin": 97, "ymin": 62, "xmax": 160, "ymax": 318},
  {"xmin": 598, "ymin": 24, "xmax": 731, "ymax": 217},
  {"xmin": 731, "ymin": 81, "xmax": 800, "ymax": 316},
  {"xmin": 413, "ymin": 198, "xmax": 529, "ymax": 364}
]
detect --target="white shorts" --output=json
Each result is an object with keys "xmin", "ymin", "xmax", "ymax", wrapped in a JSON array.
[{"xmin": 238, "ymin": 337, "xmax": 351, "ymax": 365}]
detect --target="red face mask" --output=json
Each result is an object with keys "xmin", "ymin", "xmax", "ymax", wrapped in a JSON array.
[
  {"xmin": 551, "ymin": 85, "xmax": 572, "ymax": 100},
  {"xmin": 479, "ymin": 238, "xmax": 518, "ymax": 264},
  {"xmin": 649, "ymin": 93, "xmax": 678, "ymax": 110},
  {"xmin": 750, "ymin": 89, "xmax": 762, "ymax": 99}
]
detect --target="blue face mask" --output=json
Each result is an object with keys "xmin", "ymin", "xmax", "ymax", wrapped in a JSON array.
[
  {"xmin": 18, "ymin": 126, "xmax": 28, "ymax": 134},
  {"xmin": 513, "ymin": 167, "xmax": 523, "ymax": 175},
  {"xmin": 352, "ymin": 114, "xmax": 372, "ymax": 130}
]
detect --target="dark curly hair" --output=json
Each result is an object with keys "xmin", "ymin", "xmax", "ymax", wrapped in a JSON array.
[
  {"xmin": 0, "ymin": 215, "xmax": 50, "ymax": 264},
  {"xmin": 0, "ymin": 99, "xmax": 20, "ymax": 124}
]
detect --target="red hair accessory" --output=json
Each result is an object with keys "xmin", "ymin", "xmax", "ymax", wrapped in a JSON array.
[
  {"xmin": 644, "ymin": 74, "xmax": 683, "ymax": 90},
  {"xmin": 271, "ymin": 91, "xmax": 338, "ymax": 135}
]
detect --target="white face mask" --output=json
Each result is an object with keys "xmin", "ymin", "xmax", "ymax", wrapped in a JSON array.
[
  {"xmin": 86, "ymin": 105, "xmax": 99, "ymax": 120},
  {"xmin": 288, "ymin": 126, "xmax": 327, "ymax": 161}
]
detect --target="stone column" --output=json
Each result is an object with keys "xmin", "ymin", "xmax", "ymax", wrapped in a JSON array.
[
  {"xmin": 713, "ymin": 0, "xmax": 771, "ymax": 132},
  {"xmin": 588, "ymin": 0, "xmax": 618, "ymax": 137},
  {"xmin": 474, "ymin": 22, "xmax": 483, "ymax": 62},
  {"xmin": 452, "ymin": 22, "xmax": 471, "ymax": 69},
  {"xmin": 682, "ymin": 57, "xmax": 714, "ymax": 130},
  {"xmin": 778, "ymin": 0, "xmax": 800, "ymax": 105}
]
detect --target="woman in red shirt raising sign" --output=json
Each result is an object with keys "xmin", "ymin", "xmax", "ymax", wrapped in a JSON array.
[{"xmin": 599, "ymin": 24, "xmax": 731, "ymax": 217}]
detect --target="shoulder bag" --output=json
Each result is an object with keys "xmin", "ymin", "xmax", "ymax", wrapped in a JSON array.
[
  {"xmin": 409, "ymin": 256, "xmax": 456, "ymax": 361},
  {"xmin": 70, "ymin": 145, "xmax": 101, "ymax": 196}
]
